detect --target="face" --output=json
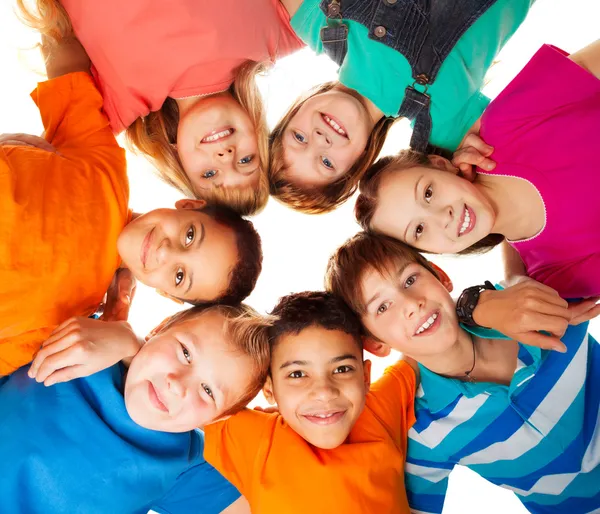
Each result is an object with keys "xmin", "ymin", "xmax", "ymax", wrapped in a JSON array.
[
  {"xmin": 117, "ymin": 200, "xmax": 238, "ymax": 302},
  {"xmin": 360, "ymin": 261, "xmax": 458, "ymax": 360},
  {"xmin": 125, "ymin": 310, "xmax": 255, "ymax": 432},
  {"xmin": 265, "ymin": 326, "xmax": 370, "ymax": 450},
  {"xmin": 282, "ymin": 88, "xmax": 373, "ymax": 187},
  {"xmin": 372, "ymin": 164, "xmax": 495, "ymax": 253},
  {"xmin": 176, "ymin": 93, "xmax": 260, "ymax": 192}
]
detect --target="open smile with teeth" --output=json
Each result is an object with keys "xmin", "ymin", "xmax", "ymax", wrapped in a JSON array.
[
  {"xmin": 458, "ymin": 205, "xmax": 474, "ymax": 236},
  {"xmin": 302, "ymin": 410, "xmax": 346, "ymax": 425},
  {"xmin": 322, "ymin": 113, "xmax": 348, "ymax": 138},
  {"xmin": 415, "ymin": 312, "xmax": 439, "ymax": 335},
  {"xmin": 201, "ymin": 128, "xmax": 234, "ymax": 143}
]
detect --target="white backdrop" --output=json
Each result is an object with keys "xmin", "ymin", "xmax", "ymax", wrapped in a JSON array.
[{"xmin": 1, "ymin": 0, "xmax": 598, "ymax": 512}]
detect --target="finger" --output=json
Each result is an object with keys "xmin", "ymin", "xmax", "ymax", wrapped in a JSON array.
[
  {"xmin": 29, "ymin": 333, "xmax": 80, "ymax": 378},
  {"xmin": 44, "ymin": 364, "xmax": 88, "ymax": 386},
  {"xmin": 570, "ymin": 303, "xmax": 600, "ymax": 325},
  {"xmin": 42, "ymin": 318, "xmax": 81, "ymax": 347},
  {"xmin": 33, "ymin": 341, "xmax": 87, "ymax": 383},
  {"xmin": 463, "ymin": 133, "xmax": 494, "ymax": 156},
  {"xmin": 516, "ymin": 331, "xmax": 567, "ymax": 353},
  {"xmin": 518, "ymin": 311, "xmax": 569, "ymax": 338}
]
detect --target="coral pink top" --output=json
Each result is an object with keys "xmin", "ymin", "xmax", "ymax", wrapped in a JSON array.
[{"xmin": 61, "ymin": 0, "xmax": 304, "ymax": 133}]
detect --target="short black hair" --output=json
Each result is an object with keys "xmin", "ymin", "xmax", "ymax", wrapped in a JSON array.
[{"xmin": 268, "ymin": 291, "xmax": 363, "ymax": 348}]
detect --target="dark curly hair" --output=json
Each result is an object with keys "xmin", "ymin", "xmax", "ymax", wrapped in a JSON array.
[{"xmin": 268, "ymin": 291, "xmax": 362, "ymax": 349}]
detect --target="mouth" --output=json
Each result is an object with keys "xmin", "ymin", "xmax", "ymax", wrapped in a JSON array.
[
  {"xmin": 321, "ymin": 113, "xmax": 348, "ymax": 139},
  {"xmin": 414, "ymin": 310, "xmax": 441, "ymax": 336},
  {"xmin": 302, "ymin": 410, "xmax": 347, "ymax": 426},
  {"xmin": 147, "ymin": 381, "xmax": 169, "ymax": 413},
  {"xmin": 457, "ymin": 204, "xmax": 476, "ymax": 237},
  {"xmin": 201, "ymin": 127, "xmax": 234, "ymax": 143},
  {"xmin": 140, "ymin": 227, "xmax": 155, "ymax": 270}
]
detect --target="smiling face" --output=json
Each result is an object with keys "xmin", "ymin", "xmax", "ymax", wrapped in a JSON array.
[
  {"xmin": 359, "ymin": 261, "xmax": 458, "ymax": 359},
  {"xmin": 264, "ymin": 326, "xmax": 370, "ymax": 450},
  {"xmin": 282, "ymin": 88, "xmax": 373, "ymax": 187},
  {"xmin": 371, "ymin": 164, "xmax": 496, "ymax": 253},
  {"xmin": 124, "ymin": 309, "xmax": 256, "ymax": 432},
  {"xmin": 117, "ymin": 200, "xmax": 238, "ymax": 303},
  {"xmin": 176, "ymin": 93, "xmax": 260, "ymax": 192}
]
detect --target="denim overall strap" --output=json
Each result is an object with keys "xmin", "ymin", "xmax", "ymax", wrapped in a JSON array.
[
  {"xmin": 320, "ymin": 0, "xmax": 348, "ymax": 66},
  {"xmin": 398, "ymin": 86, "xmax": 431, "ymax": 153}
]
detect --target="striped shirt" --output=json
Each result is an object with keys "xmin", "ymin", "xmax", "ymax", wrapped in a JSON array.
[{"xmin": 406, "ymin": 321, "xmax": 600, "ymax": 513}]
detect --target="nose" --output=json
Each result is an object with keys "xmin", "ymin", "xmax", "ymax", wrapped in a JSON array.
[
  {"xmin": 313, "ymin": 128, "xmax": 332, "ymax": 147},
  {"xmin": 309, "ymin": 376, "xmax": 340, "ymax": 402},
  {"xmin": 403, "ymin": 293, "xmax": 425, "ymax": 321},
  {"xmin": 166, "ymin": 373, "xmax": 184, "ymax": 398},
  {"xmin": 216, "ymin": 145, "xmax": 235, "ymax": 163},
  {"xmin": 440, "ymin": 204, "xmax": 454, "ymax": 230},
  {"xmin": 154, "ymin": 236, "xmax": 173, "ymax": 266}
]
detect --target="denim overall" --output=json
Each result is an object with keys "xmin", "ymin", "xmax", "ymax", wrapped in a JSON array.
[{"xmin": 320, "ymin": 0, "xmax": 498, "ymax": 154}]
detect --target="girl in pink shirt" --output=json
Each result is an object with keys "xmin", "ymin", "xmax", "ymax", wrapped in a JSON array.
[
  {"xmin": 354, "ymin": 40, "xmax": 600, "ymax": 299},
  {"xmin": 18, "ymin": 0, "xmax": 304, "ymax": 215}
]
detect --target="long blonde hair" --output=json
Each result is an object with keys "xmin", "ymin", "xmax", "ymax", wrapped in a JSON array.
[
  {"xmin": 15, "ymin": 0, "xmax": 72, "ymax": 41},
  {"xmin": 126, "ymin": 61, "xmax": 270, "ymax": 216}
]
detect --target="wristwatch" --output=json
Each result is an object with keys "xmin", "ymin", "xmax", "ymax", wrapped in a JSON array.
[{"xmin": 456, "ymin": 281, "xmax": 496, "ymax": 327}]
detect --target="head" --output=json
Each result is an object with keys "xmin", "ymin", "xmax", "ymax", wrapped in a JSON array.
[
  {"xmin": 117, "ymin": 199, "xmax": 262, "ymax": 305},
  {"xmin": 264, "ymin": 291, "xmax": 370, "ymax": 449},
  {"xmin": 356, "ymin": 150, "xmax": 504, "ymax": 254},
  {"xmin": 124, "ymin": 303, "xmax": 271, "ymax": 432},
  {"xmin": 326, "ymin": 231, "xmax": 462, "ymax": 360},
  {"xmin": 269, "ymin": 82, "xmax": 394, "ymax": 214},
  {"xmin": 126, "ymin": 61, "xmax": 270, "ymax": 216}
]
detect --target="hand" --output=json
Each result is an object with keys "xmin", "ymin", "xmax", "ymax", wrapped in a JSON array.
[
  {"xmin": 472, "ymin": 278, "xmax": 571, "ymax": 352},
  {"xmin": 568, "ymin": 296, "xmax": 600, "ymax": 325},
  {"xmin": 0, "ymin": 133, "xmax": 59, "ymax": 154},
  {"xmin": 28, "ymin": 317, "xmax": 142, "ymax": 386},
  {"xmin": 101, "ymin": 268, "xmax": 137, "ymax": 322},
  {"xmin": 452, "ymin": 132, "xmax": 496, "ymax": 180}
]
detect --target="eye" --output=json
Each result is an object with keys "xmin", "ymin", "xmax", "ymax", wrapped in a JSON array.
[
  {"xmin": 202, "ymin": 170, "xmax": 217, "ymax": 179},
  {"xmin": 180, "ymin": 343, "xmax": 191, "ymax": 363},
  {"xmin": 293, "ymin": 131, "xmax": 306, "ymax": 144},
  {"xmin": 321, "ymin": 156, "xmax": 334, "ymax": 170},
  {"xmin": 424, "ymin": 185, "xmax": 433, "ymax": 203},
  {"xmin": 376, "ymin": 302, "xmax": 390, "ymax": 316},
  {"xmin": 202, "ymin": 384, "xmax": 214, "ymax": 399},
  {"xmin": 288, "ymin": 370, "xmax": 306, "ymax": 379},
  {"xmin": 414, "ymin": 223, "xmax": 425, "ymax": 240},
  {"xmin": 175, "ymin": 268, "xmax": 185, "ymax": 286},
  {"xmin": 238, "ymin": 155, "xmax": 254, "ymax": 165},
  {"xmin": 185, "ymin": 226, "xmax": 195, "ymax": 246},
  {"xmin": 333, "ymin": 365, "xmax": 354, "ymax": 374},
  {"xmin": 404, "ymin": 274, "xmax": 417, "ymax": 288}
]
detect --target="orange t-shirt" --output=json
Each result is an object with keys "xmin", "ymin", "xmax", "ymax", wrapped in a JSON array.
[
  {"xmin": 205, "ymin": 361, "xmax": 417, "ymax": 514},
  {"xmin": 0, "ymin": 72, "xmax": 129, "ymax": 375},
  {"xmin": 60, "ymin": 0, "xmax": 305, "ymax": 133}
]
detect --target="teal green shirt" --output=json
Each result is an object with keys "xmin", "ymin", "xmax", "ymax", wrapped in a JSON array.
[{"xmin": 291, "ymin": 0, "xmax": 533, "ymax": 151}]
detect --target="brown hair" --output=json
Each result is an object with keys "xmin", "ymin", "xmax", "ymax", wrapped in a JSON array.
[
  {"xmin": 152, "ymin": 303, "xmax": 272, "ymax": 418},
  {"xmin": 15, "ymin": 0, "xmax": 73, "ymax": 42},
  {"xmin": 126, "ymin": 61, "xmax": 270, "ymax": 216},
  {"xmin": 356, "ymin": 149, "xmax": 505, "ymax": 255},
  {"xmin": 325, "ymin": 231, "xmax": 438, "ymax": 317},
  {"xmin": 269, "ymin": 82, "xmax": 395, "ymax": 214}
]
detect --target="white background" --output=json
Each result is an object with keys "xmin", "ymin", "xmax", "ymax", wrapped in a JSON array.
[{"xmin": 1, "ymin": 0, "xmax": 598, "ymax": 512}]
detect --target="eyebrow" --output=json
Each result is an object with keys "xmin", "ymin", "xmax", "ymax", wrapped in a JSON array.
[
  {"xmin": 279, "ymin": 354, "xmax": 358, "ymax": 370},
  {"xmin": 404, "ymin": 174, "xmax": 424, "ymax": 241},
  {"xmin": 364, "ymin": 261, "xmax": 413, "ymax": 312},
  {"xmin": 184, "ymin": 222, "xmax": 206, "ymax": 295}
]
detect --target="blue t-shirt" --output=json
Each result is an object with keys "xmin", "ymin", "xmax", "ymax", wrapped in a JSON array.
[{"xmin": 0, "ymin": 365, "xmax": 240, "ymax": 514}]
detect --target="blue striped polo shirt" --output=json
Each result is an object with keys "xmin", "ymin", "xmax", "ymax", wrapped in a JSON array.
[{"xmin": 405, "ymin": 321, "xmax": 600, "ymax": 513}]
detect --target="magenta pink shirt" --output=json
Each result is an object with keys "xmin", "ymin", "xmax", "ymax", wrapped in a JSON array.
[
  {"xmin": 479, "ymin": 45, "xmax": 600, "ymax": 298},
  {"xmin": 60, "ymin": 0, "xmax": 304, "ymax": 133}
]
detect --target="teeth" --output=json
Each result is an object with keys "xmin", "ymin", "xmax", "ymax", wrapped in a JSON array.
[
  {"xmin": 311, "ymin": 413, "xmax": 336, "ymax": 418},
  {"xmin": 323, "ymin": 115, "xmax": 347, "ymax": 136},
  {"xmin": 202, "ymin": 129, "xmax": 233, "ymax": 143},
  {"xmin": 416, "ymin": 312, "xmax": 438, "ymax": 334},
  {"xmin": 459, "ymin": 207, "xmax": 471, "ymax": 235}
]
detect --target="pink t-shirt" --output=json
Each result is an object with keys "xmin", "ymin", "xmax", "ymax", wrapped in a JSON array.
[
  {"xmin": 60, "ymin": 0, "xmax": 304, "ymax": 133},
  {"xmin": 479, "ymin": 45, "xmax": 600, "ymax": 298}
]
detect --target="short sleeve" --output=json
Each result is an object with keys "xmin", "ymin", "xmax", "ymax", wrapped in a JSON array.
[
  {"xmin": 30, "ymin": 72, "xmax": 119, "ymax": 151},
  {"xmin": 290, "ymin": 0, "xmax": 326, "ymax": 54},
  {"xmin": 367, "ymin": 360, "xmax": 417, "ymax": 448},
  {"xmin": 203, "ymin": 409, "xmax": 273, "ymax": 497}
]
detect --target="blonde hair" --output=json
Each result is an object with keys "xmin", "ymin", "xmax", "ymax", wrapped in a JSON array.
[
  {"xmin": 126, "ymin": 61, "xmax": 270, "ymax": 216},
  {"xmin": 15, "ymin": 0, "xmax": 72, "ymax": 42},
  {"xmin": 269, "ymin": 82, "xmax": 395, "ymax": 214},
  {"xmin": 154, "ymin": 303, "xmax": 273, "ymax": 418}
]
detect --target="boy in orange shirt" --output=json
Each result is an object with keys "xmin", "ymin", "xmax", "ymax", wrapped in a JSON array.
[
  {"xmin": 0, "ymin": 35, "xmax": 262, "ymax": 376},
  {"xmin": 204, "ymin": 291, "xmax": 416, "ymax": 514}
]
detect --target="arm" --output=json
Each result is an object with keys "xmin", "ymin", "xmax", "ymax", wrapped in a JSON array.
[
  {"xmin": 40, "ymin": 35, "xmax": 90, "ymax": 80},
  {"xmin": 500, "ymin": 241, "xmax": 526, "ymax": 282},
  {"xmin": 570, "ymin": 39, "xmax": 600, "ymax": 79}
]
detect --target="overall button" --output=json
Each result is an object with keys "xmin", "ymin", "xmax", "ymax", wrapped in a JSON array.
[
  {"xmin": 374, "ymin": 26, "xmax": 387, "ymax": 38},
  {"xmin": 328, "ymin": 2, "xmax": 340, "ymax": 16}
]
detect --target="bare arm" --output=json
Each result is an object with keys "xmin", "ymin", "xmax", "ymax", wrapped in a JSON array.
[
  {"xmin": 40, "ymin": 34, "xmax": 90, "ymax": 80},
  {"xmin": 501, "ymin": 241, "xmax": 526, "ymax": 283},
  {"xmin": 220, "ymin": 497, "xmax": 251, "ymax": 514},
  {"xmin": 570, "ymin": 39, "xmax": 600, "ymax": 79}
]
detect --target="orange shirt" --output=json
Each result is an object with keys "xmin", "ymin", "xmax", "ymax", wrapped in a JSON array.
[
  {"xmin": 60, "ymin": 0, "xmax": 305, "ymax": 133},
  {"xmin": 0, "ymin": 72, "xmax": 129, "ymax": 375},
  {"xmin": 205, "ymin": 361, "xmax": 416, "ymax": 514}
]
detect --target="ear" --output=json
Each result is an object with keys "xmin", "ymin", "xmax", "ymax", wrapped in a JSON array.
[
  {"xmin": 427, "ymin": 262, "xmax": 453, "ymax": 293},
  {"xmin": 427, "ymin": 155, "xmax": 459, "ymax": 175},
  {"xmin": 363, "ymin": 359, "xmax": 372, "ymax": 392},
  {"xmin": 155, "ymin": 289, "xmax": 185, "ymax": 305},
  {"xmin": 363, "ymin": 337, "xmax": 391, "ymax": 357},
  {"xmin": 262, "ymin": 375, "xmax": 277, "ymax": 406},
  {"xmin": 174, "ymin": 198, "xmax": 207, "ymax": 210}
]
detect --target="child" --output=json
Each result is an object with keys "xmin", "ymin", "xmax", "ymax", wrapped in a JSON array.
[
  {"xmin": 0, "ymin": 35, "xmax": 263, "ymax": 375},
  {"xmin": 355, "ymin": 40, "xmax": 600, "ymax": 299},
  {"xmin": 17, "ymin": 0, "xmax": 305, "ymax": 215},
  {"xmin": 0, "ymin": 303, "xmax": 271, "ymax": 513},
  {"xmin": 326, "ymin": 231, "xmax": 600, "ymax": 513},
  {"xmin": 268, "ymin": 0, "xmax": 534, "ymax": 214},
  {"xmin": 203, "ymin": 291, "xmax": 416, "ymax": 513}
]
